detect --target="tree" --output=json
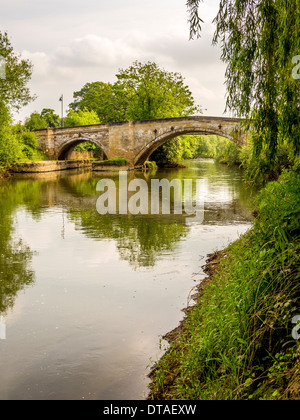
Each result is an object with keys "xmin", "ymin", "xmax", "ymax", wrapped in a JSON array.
[
  {"xmin": 69, "ymin": 62, "xmax": 201, "ymax": 123},
  {"xmin": 113, "ymin": 61, "xmax": 201, "ymax": 121},
  {"xmin": 12, "ymin": 123, "xmax": 40, "ymax": 159},
  {"xmin": 186, "ymin": 0, "xmax": 204, "ymax": 40},
  {"xmin": 151, "ymin": 137, "xmax": 184, "ymax": 166},
  {"xmin": 64, "ymin": 109, "xmax": 100, "ymax": 127},
  {"xmin": 25, "ymin": 108, "xmax": 61, "ymax": 130},
  {"xmin": 0, "ymin": 102, "xmax": 23, "ymax": 166},
  {"xmin": 0, "ymin": 31, "xmax": 34, "ymax": 111},
  {"xmin": 69, "ymin": 82, "xmax": 114, "ymax": 122},
  {"xmin": 40, "ymin": 108, "xmax": 61, "ymax": 128},
  {"xmin": 24, "ymin": 112, "xmax": 47, "ymax": 131},
  {"xmin": 0, "ymin": 31, "xmax": 36, "ymax": 168},
  {"xmin": 187, "ymin": 1, "xmax": 300, "ymax": 170}
]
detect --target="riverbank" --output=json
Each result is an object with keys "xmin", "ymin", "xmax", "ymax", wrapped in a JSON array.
[
  {"xmin": 148, "ymin": 170, "xmax": 300, "ymax": 400},
  {"xmin": 10, "ymin": 159, "xmax": 94, "ymax": 173},
  {"xmin": 8, "ymin": 158, "xmax": 131, "ymax": 173}
]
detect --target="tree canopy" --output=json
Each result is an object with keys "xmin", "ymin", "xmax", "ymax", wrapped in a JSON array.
[
  {"xmin": 112, "ymin": 61, "xmax": 201, "ymax": 121},
  {"xmin": 187, "ymin": 0, "xmax": 300, "ymax": 167},
  {"xmin": 69, "ymin": 82, "xmax": 114, "ymax": 122},
  {"xmin": 64, "ymin": 109, "xmax": 100, "ymax": 127},
  {"xmin": 69, "ymin": 61, "xmax": 201, "ymax": 123},
  {"xmin": 25, "ymin": 108, "xmax": 62, "ymax": 130},
  {"xmin": 0, "ymin": 31, "xmax": 37, "ymax": 167},
  {"xmin": 0, "ymin": 31, "xmax": 34, "ymax": 111}
]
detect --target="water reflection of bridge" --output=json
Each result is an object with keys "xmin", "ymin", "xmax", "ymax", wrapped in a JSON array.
[
  {"xmin": 14, "ymin": 170, "xmax": 254, "ymax": 226},
  {"xmin": 0, "ymin": 168, "xmax": 254, "ymax": 314}
]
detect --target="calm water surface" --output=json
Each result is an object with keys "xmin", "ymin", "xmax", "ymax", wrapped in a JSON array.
[{"xmin": 0, "ymin": 159, "xmax": 257, "ymax": 400}]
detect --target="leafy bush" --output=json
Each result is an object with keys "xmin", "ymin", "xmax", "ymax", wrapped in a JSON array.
[
  {"xmin": 21, "ymin": 131, "xmax": 39, "ymax": 149},
  {"xmin": 145, "ymin": 161, "xmax": 158, "ymax": 170},
  {"xmin": 0, "ymin": 104, "xmax": 23, "ymax": 167},
  {"xmin": 240, "ymin": 138, "xmax": 296, "ymax": 186},
  {"xmin": 215, "ymin": 141, "xmax": 241, "ymax": 165}
]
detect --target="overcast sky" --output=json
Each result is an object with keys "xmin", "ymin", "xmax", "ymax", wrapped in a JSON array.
[{"xmin": 1, "ymin": 0, "xmax": 229, "ymax": 122}]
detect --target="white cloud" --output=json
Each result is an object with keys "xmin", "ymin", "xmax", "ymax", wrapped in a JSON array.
[
  {"xmin": 6, "ymin": 0, "xmax": 227, "ymax": 121},
  {"xmin": 21, "ymin": 51, "xmax": 51, "ymax": 78},
  {"xmin": 53, "ymin": 34, "xmax": 139, "ymax": 68}
]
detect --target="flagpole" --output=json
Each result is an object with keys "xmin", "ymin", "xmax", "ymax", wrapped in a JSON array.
[{"xmin": 59, "ymin": 94, "xmax": 64, "ymax": 127}]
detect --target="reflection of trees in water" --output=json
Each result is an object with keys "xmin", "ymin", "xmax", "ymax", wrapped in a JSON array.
[
  {"xmin": 117, "ymin": 219, "xmax": 188, "ymax": 268},
  {"xmin": 0, "ymin": 162, "xmax": 258, "ymax": 293},
  {"xmin": 0, "ymin": 238, "xmax": 34, "ymax": 313},
  {"xmin": 44, "ymin": 171, "xmax": 190, "ymax": 268},
  {"xmin": 68, "ymin": 209, "xmax": 189, "ymax": 268},
  {"xmin": 59, "ymin": 170, "xmax": 99, "ymax": 197},
  {"xmin": 0, "ymin": 181, "xmax": 36, "ymax": 314},
  {"xmin": 0, "ymin": 172, "xmax": 189, "ymax": 289}
]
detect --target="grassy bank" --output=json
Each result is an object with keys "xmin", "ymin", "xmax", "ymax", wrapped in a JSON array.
[
  {"xmin": 148, "ymin": 170, "xmax": 300, "ymax": 400},
  {"xmin": 94, "ymin": 158, "xmax": 129, "ymax": 166}
]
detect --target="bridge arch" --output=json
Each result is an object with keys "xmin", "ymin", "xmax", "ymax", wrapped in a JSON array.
[
  {"xmin": 57, "ymin": 137, "xmax": 109, "ymax": 160},
  {"xmin": 134, "ymin": 127, "xmax": 237, "ymax": 166}
]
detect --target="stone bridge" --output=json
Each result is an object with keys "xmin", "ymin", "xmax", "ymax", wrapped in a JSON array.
[{"xmin": 35, "ymin": 116, "xmax": 247, "ymax": 167}]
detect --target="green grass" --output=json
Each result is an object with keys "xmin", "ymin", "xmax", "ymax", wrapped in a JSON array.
[
  {"xmin": 148, "ymin": 170, "xmax": 300, "ymax": 400},
  {"xmin": 94, "ymin": 158, "xmax": 129, "ymax": 166}
]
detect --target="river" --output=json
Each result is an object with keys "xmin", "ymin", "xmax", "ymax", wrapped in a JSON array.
[{"xmin": 0, "ymin": 159, "xmax": 257, "ymax": 400}]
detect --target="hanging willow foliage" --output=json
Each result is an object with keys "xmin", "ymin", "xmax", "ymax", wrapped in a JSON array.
[
  {"xmin": 187, "ymin": 0, "xmax": 300, "ymax": 165},
  {"xmin": 186, "ymin": 0, "xmax": 204, "ymax": 39}
]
